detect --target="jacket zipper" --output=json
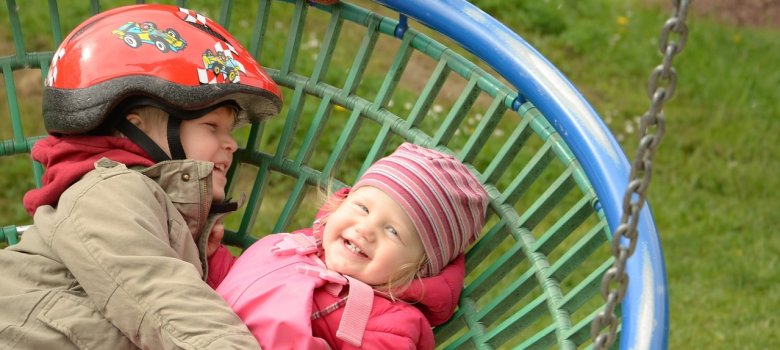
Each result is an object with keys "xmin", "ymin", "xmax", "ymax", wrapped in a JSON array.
[{"xmin": 199, "ymin": 175, "xmax": 210, "ymax": 233}]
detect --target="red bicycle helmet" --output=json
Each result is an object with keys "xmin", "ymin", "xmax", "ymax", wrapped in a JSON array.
[{"xmin": 43, "ymin": 4, "xmax": 282, "ymax": 135}]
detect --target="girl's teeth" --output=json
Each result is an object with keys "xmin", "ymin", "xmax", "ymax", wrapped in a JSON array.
[{"xmin": 346, "ymin": 240, "xmax": 362, "ymax": 254}]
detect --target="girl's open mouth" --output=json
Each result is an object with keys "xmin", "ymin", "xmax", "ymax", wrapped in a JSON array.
[{"xmin": 344, "ymin": 239, "xmax": 368, "ymax": 258}]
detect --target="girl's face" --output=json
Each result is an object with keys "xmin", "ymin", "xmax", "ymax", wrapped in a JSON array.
[
  {"xmin": 178, "ymin": 106, "xmax": 238, "ymax": 202},
  {"xmin": 322, "ymin": 186, "xmax": 426, "ymax": 286}
]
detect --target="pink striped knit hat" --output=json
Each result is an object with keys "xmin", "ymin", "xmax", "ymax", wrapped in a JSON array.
[{"xmin": 352, "ymin": 143, "xmax": 488, "ymax": 277}]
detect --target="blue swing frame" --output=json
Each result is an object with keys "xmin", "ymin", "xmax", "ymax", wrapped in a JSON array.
[{"xmin": 372, "ymin": 0, "xmax": 670, "ymax": 348}]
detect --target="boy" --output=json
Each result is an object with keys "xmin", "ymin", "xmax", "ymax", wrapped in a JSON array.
[{"xmin": 0, "ymin": 5, "xmax": 281, "ymax": 349}]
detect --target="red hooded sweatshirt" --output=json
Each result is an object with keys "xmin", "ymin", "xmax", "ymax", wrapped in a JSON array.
[{"xmin": 23, "ymin": 135, "xmax": 154, "ymax": 215}]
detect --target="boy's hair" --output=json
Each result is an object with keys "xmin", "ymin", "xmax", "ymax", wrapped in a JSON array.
[
  {"xmin": 130, "ymin": 106, "xmax": 169, "ymax": 127},
  {"xmin": 129, "ymin": 104, "xmax": 238, "ymax": 128}
]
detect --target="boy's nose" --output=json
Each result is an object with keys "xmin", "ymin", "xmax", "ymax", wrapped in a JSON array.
[{"xmin": 223, "ymin": 136, "xmax": 238, "ymax": 152}]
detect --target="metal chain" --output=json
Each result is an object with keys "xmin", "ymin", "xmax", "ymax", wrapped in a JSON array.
[{"xmin": 591, "ymin": 1, "xmax": 690, "ymax": 348}]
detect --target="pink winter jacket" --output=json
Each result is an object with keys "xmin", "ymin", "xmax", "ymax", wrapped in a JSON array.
[{"xmin": 209, "ymin": 188, "xmax": 466, "ymax": 349}]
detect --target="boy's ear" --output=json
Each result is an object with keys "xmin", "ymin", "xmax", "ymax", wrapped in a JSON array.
[{"xmin": 126, "ymin": 113, "xmax": 145, "ymax": 129}]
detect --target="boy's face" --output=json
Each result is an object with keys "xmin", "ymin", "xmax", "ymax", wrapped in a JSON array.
[
  {"xmin": 178, "ymin": 106, "xmax": 238, "ymax": 202},
  {"xmin": 321, "ymin": 186, "xmax": 425, "ymax": 286}
]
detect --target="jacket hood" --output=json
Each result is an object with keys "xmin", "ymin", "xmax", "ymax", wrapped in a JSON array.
[
  {"xmin": 396, "ymin": 254, "xmax": 465, "ymax": 326},
  {"xmin": 315, "ymin": 188, "xmax": 465, "ymax": 327},
  {"xmin": 23, "ymin": 135, "xmax": 154, "ymax": 215}
]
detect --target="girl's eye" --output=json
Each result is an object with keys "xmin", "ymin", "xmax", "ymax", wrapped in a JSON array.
[
  {"xmin": 386, "ymin": 226, "xmax": 398, "ymax": 236},
  {"xmin": 354, "ymin": 202, "xmax": 368, "ymax": 213}
]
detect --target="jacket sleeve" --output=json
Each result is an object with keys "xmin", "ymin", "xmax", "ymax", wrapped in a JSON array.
[
  {"xmin": 48, "ymin": 172, "xmax": 260, "ymax": 349},
  {"xmin": 207, "ymin": 245, "xmax": 236, "ymax": 288}
]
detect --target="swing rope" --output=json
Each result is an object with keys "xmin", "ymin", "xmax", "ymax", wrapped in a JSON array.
[{"xmin": 591, "ymin": 0, "xmax": 691, "ymax": 348}]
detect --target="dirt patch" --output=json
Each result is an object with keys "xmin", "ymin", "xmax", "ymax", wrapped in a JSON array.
[{"xmin": 645, "ymin": 0, "xmax": 780, "ymax": 28}]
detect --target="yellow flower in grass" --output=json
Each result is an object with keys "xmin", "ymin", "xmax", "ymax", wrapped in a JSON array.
[{"xmin": 617, "ymin": 16, "xmax": 628, "ymax": 33}]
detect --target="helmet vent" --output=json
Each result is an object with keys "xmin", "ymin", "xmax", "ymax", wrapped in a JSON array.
[
  {"xmin": 185, "ymin": 20, "xmax": 228, "ymax": 43},
  {"xmin": 68, "ymin": 18, "xmax": 101, "ymax": 44}
]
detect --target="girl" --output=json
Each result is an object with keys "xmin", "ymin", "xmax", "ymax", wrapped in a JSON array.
[{"xmin": 210, "ymin": 143, "xmax": 489, "ymax": 349}]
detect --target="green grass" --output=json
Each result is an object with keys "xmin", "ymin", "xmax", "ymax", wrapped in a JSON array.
[
  {"xmin": 483, "ymin": 1, "xmax": 780, "ymax": 349},
  {"xmin": 2, "ymin": 0, "xmax": 779, "ymax": 348}
]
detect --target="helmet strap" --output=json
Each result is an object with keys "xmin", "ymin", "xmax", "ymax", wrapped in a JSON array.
[
  {"xmin": 210, "ymin": 201, "xmax": 238, "ymax": 214},
  {"xmin": 115, "ymin": 118, "xmax": 172, "ymax": 163},
  {"xmin": 166, "ymin": 117, "xmax": 186, "ymax": 160}
]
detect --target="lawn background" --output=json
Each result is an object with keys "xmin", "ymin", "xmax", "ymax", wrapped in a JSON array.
[{"xmin": 1, "ymin": 0, "xmax": 778, "ymax": 348}]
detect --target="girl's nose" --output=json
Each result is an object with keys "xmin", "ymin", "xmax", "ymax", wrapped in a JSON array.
[{"xmin": 355, "ymin": 220, "xmax": 377, "ymax": 243}]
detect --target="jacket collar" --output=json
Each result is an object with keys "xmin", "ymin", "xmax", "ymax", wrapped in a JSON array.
[
  {"xmin": 138, "ymin": 160, "xmax": 215, "ymax": 239},
  {"xmin": 140, "ymin": 160, "xmax": 240, "ymax": 278}
]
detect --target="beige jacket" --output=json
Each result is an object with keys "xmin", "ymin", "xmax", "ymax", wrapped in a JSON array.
[{"xmin": 0, "ymin": 158, "xmax": 260, "ymax": 349}]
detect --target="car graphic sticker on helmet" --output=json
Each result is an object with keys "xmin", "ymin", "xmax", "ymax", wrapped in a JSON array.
[
  {"xmin": 177, "ymin": 7, "xmax": 229, "ymax": 42},
  {"xmin": 112, "ymin": 21, "xmax": 187, "ymax": 53},
  {"xmin": 179, "ymin": 7, "xmax": 209, "ymax": 27},
  {"xmin": 200, "ymin": 44, "xmax": 246, "ymax": 84}
]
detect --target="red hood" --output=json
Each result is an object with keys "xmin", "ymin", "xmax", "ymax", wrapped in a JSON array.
[
  {"xmin": 23, "ymin": 135, "xmax": 155, "ymax": 215},
  {"xmin": 396, "ymin": 254, "xmax": 465, "ymax": 326},
  {"xmin": 315, "ymin": 188, "xmax": 465, "ymax": 327}
]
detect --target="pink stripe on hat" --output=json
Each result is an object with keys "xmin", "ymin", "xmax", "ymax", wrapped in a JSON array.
[{"xmin": 352, "ymin": 143, "xmax": 488, "ymax": 277}]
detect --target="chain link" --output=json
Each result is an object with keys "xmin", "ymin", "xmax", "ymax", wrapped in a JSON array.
[{"xmin": 591, "ymin": 1, "xmax": 690, "ymax": 348}]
